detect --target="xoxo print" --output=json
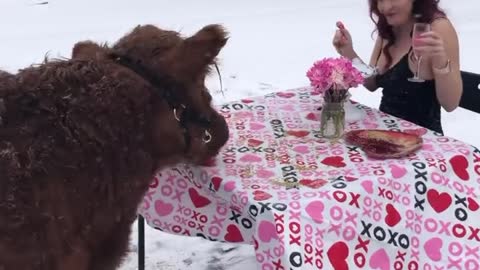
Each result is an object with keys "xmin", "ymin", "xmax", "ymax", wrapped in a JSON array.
[{"xmin": 138, "ymin": 87, "xmax": 480, "ymax": 270}]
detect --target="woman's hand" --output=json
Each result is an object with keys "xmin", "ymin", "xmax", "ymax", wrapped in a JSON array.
[
  {"xmin": 414, "ymin": 17, "xmax": 463, "ymax": 112},
  {"xmin": 332, "ymin": 21, "xmax": 357, "ymax": 59},
  {"xmin": 413, "ymin": 31, "xmax": 449, "ymax": 68}
]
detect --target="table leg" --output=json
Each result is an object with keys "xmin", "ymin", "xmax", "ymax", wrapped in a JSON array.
[{"xmin": 138, "ymin": 215, "xmax": 145, "ymax": 270}]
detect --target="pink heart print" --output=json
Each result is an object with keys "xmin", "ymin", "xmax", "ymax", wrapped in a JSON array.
[
  {"xmin": 361, "ymin": 180, "xmax": 374, "ymax": 194},
  {"xmin": 369, "ymin": 248, "xmax": 390, "ymax": 270},
  {"xmin": 390, "ymin": 164, "xmax": 407, "ymax": 179},
  {"xmin": 258, "ymin": 221, "xmax": 278, "ymax": 243},
  {"xmin": 154, "ymin": 199, "xmax": 174, "ymax": 216},
  {"xmin": 276, "ymin": 92, "xmax": 295, "ymax": 98},
  {"xmin": 224, "ymin": 181, "xmax": 236, "ymax": 192},
  {"xmin": 293, "ymin": 145, "xmax": 310, "ymax": 154},
  {"xmin": 250, "ymin": 122, "xmax": 266, "ymax": 131},
  {"xmin": 424, "ymin": 237, "xmax": 443, "ymax": 262},
  {"xmin": 422, "ymin": 143, "xmax": 435, "ymax": 151},
  {"xmin": 305, "ymin": 201, "xmax": 324, "ymax": 223},
  {"xmin": 280, "ymin": 104, "xmax": 295, "ymax": 111},
  {"xmin": 257, "ymin": 169, "xmax": 275, "ymax": 179},
  {"xmin": 240, "ymin": 154, "xmax": 262, "ymax": 163},
  {"xmin": 363, "ymin": 120, "xmax": 379, "ymax": 129}
]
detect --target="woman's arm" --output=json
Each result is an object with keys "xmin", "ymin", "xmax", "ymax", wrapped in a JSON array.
[
  {"xmin": 432, "ymin": 19, "xmax": 462, "ymax": 112},
  {"xmin": 362, "ymin": 36, "xmax": 383, "ymax": 92},
  {"xmin": 417, "ymin": 18, "xmax": 463, "ymax": 112},
  {"xmin": 332, "ymin": 23, "xmax": 382, "ymax": 92}
]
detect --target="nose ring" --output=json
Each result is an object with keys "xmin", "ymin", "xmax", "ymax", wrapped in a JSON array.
[{"xmin": 203, "ymin": 130, "xmax": 212, "ymax": 143}]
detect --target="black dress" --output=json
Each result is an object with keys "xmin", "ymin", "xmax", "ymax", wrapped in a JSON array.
[{"xmin": 375, "ymin": 48, "xmax": 443, "ymax": 134}]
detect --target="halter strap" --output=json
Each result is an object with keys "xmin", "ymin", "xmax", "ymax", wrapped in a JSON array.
[{"xmin": 109, "ymin": 52, "xmax": 211, "ymax": 152}]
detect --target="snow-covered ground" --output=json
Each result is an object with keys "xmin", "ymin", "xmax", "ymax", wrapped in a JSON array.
[{"xmin": 1, "ymin": 0, "xmax": 479, "ymax": 269}]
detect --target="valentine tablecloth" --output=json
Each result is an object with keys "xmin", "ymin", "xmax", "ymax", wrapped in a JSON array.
[{"xmin": 138, "ymin": 87, "xmax": 480, "ymax": 270}]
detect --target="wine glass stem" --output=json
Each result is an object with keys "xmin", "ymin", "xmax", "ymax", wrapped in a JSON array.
[{"xmin": 416, "ymin": 56, "xmax": 422, "ymax": 78}]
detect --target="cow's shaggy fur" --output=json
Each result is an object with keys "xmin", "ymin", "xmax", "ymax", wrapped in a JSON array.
[{"xmin": 0, "ymin": 24, "xmax": 229, "ymax": 270}]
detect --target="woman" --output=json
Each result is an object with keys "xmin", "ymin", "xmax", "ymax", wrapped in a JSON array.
[{"xmin": 332, "ymin": 0, "xmax": 462, "ymax": 134}]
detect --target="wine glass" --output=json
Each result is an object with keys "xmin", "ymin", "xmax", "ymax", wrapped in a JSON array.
[{"xmin": 408, "ymin": 22, "xmax": 431, "ymax": 82}]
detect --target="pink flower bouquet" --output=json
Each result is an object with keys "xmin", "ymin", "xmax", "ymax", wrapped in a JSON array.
[{"xmin": 306, "ymin": 57, "xmax": 364, "ymax": 103}]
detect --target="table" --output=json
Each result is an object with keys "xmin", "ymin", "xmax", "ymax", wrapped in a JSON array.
[{"xmin": 138, "ymin": 87, "xmax": 480, "ymax": 269}]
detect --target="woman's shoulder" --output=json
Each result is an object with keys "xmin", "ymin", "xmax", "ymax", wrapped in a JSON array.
[
  {"xmin": 430, "ymin": 14, "xmax": 457, "ymax": 37},
  {"xmin": 431, "ymin": 13, "xmax": 453, "ymax": 27}
]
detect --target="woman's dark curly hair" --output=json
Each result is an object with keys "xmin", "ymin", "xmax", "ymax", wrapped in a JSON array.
[{"xmin": 368, "ymin": 0, "xmax": 445, "ymax": 68}]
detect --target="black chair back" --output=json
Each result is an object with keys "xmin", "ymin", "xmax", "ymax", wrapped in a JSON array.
[{"xmin": 460, "ymin": 71, "xmax": 480, "ymax": 113}]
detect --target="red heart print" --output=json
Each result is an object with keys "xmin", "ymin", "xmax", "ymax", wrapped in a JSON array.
[
  {"xmin": 327, "ymin": 241, "xmax": 349, "ymax": 270},
  {"xmin": 321, "ymin": 156, "xmax": 346, "ymax": 168},
  {"xmin": 468, "ymin": 198, "xmax": 479, "ymax": 212},
  {"xmin": 224, "ymin": 224, "xmax": 244, "ymax": 242},
  {"xmin": 345, "ymin": 176, "xmax": 358, "ymax": 182},
  {"xmin": 149, "ymin": 176, "xmax": 159, "ymax": 188},
  {"xmin": 306, "ymin": 112, "xmax": 319, "ymax": 121},
  {"xmin": 241, "ymin": 99, "xmax": 254, "ymax": 104},
  {"xmin": 385, "ymin": 203, "xmax": 401, "ymax": 227},
  {"xmin": 299, "ymin": 179, "xmax": 327, "ymax": 189},
  {"xmin": 427, "ymin": 189, "xmax": 452, "ymax": 213},
  {"xmin": 188, "ymin": 188, "xmax": 211, "ymax": 208},
  {"xmin": 449, "ymin": 155, "xmax": 470, "ymax": 181},
  {"xmin": 276, "ymin": 92, "xmax": 295, "ymax": 98},
  {"xmin": 253, "ymin": 190, "xmax": 272, "ymax": 201},
  {"xmin": 248, "ymin": 138, "xmax": 264, "ymax": 147},
  {"xmin": 287, "ymin": 130, "xmax": 310, "ymax": 138},
  {"xmin": 211, "ymin": 177, "xmax": 222, "ymax": 192}
]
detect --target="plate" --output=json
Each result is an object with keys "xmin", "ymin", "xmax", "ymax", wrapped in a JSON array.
[{"xmin": 344, "ymin": 129, "xmax": 423, "ymax": 159}]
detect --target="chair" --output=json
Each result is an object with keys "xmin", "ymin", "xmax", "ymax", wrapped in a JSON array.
[{"xmin": 460, "ymin": 71, "xmax": 480, "ymax": 113}]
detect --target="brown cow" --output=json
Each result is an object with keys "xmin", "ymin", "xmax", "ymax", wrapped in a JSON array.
[{"xmin": 0, "ymin": 24, "xmax": 229, "ymax": 270}]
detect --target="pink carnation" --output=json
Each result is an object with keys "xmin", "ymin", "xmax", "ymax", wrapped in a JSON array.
[{"xmin": 306, "ymin": 57, "xmax": 364, "ymax": 95}]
